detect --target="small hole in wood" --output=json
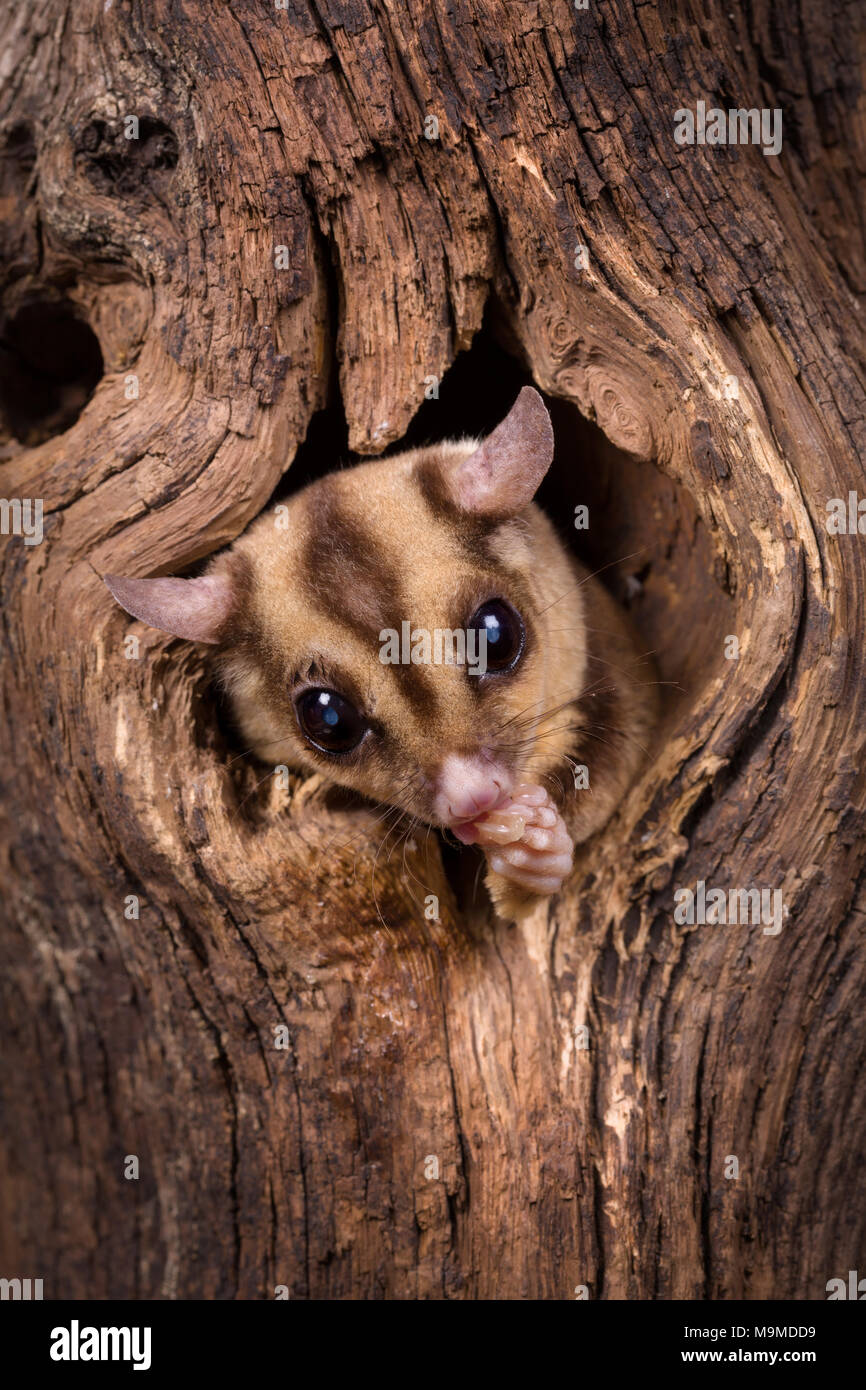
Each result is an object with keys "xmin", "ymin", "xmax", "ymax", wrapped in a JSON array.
[
  {"xmin": 76, "ymin": 117, "xmax": 178, "ymax": 196},
  {"xmin": 0, "ymin": 298, "xmax": 104, "ymax": 446}
]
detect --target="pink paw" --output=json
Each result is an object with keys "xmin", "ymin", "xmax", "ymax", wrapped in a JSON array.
[{"xmin": 459, "ymin": 783, "xmax": 574, "ymax": 896}]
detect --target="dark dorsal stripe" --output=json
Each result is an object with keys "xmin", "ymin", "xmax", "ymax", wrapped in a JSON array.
[{"xmin": 300, "ymin": 479, "xmax": 438, "ymax": 719}]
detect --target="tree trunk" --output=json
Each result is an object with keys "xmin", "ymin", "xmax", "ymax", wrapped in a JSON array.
[{"xmin": 2, "ymin": 0, "xmax": 865, "ymax": 1300}]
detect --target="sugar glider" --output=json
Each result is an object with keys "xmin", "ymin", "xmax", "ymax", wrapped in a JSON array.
[{"xmin": 106, "ymin": 388, "xmax": 656, "ymax": 921}]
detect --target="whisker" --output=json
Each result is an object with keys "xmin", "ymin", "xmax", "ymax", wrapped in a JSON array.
[
  {"xmin": 369, "ymin": 808, "xmax": 412, "ymax": 936},
  {"xmin": 491, "ymin": 673, "xmax": 618, "ymax": 738},
  {"xmin": 562, "ymin": 752, "xmax": 594, "ymax": 796},
  {"xmin": 534, "ymin": 551, "xmax": 646, "ymax": 618},
  {"xmin": 314, "ymin": 771, "xmax": 420, "ymax": 876},
  {"xmin": 472, "ymin": 850, "xmax": 486, "ymax": 904},
  {"xmin": 397, "ymin": 817, "xmax": 440, "ymax": 907},
  {"xmin": 344, "ymin": 803, "xmax": 406, "ymax": 887},
  {"xmin": 582, "ymin": 719, "xmax": 653, "ymax": 761}
]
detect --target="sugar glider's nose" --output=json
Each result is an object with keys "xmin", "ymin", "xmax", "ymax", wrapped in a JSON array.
[{"xmin": 431, "ymin": 753, "xmax": 511, "ymax": 826}]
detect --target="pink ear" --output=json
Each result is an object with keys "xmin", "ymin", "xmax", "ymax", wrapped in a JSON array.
[
  {"xmin": 103, "ymin": 570, "xmax": 234, "ymax": 644},
  {"xmin": 451, "ymin": 386, "xmax": 555, "ymax": 516}
]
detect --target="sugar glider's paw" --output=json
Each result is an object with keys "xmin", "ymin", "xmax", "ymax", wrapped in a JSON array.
[{"xmin": 463, "ymin": 784, "xmax": 574, "ymax": 919}]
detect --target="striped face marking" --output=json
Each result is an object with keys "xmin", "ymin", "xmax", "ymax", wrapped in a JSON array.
[
  {"xmin": 105, "ymin": 389, "xmax": 589, "ymax": 829},
  {"xmin": 220, "ymin": 427, "xmax": 586, "ymax": 829},
  {"xmin": 299, "ymin": 480, "xmax": 441, "ymax": 721}
]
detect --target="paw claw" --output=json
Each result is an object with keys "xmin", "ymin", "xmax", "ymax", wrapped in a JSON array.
[{"xmin": 473, "ymin": 783, "xmax": 574, "ymax": 898}]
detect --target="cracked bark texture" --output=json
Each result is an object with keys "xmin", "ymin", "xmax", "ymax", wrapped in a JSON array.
[{"xmin": 1, "ymin": 0, "xmax": 865, "ymax": 1299}]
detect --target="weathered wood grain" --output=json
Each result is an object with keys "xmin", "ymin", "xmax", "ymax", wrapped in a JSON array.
[{"xmin": 1, "ymin": 0, "xmax": 864, "ymax": 1298}]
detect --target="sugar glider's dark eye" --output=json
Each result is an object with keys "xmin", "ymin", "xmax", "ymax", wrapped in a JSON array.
[
  {"xmin": 295, "ymin": 688, "xmax": 366, "ymax": 753},
  {"xmin": 467, "ymin": 599, "xmax": 526, "ymax": 673}
]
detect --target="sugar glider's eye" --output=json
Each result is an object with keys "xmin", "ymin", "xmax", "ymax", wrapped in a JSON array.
[
  {"xmin": 467, "ymin": 599, "xmax": 526, "ymax": 674},
  {"xmin": 295, "ymin": 688, "xmax": 367, "ymax": 753}
]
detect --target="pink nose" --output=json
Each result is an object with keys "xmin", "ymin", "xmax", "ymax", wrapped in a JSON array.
[{"xmin": 431, "ymin": 754, "xmax": 510, "ymax": 825}]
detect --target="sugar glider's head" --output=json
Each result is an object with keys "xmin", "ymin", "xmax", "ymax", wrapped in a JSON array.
[{"xmin": 106, "ymin": 388, "xmax": 587, "ymax": 832}]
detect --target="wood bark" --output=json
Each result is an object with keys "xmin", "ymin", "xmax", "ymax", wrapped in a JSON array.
[{"xmin": 1, "ymin": 0, "xmax": 865, "ymax": 1299}]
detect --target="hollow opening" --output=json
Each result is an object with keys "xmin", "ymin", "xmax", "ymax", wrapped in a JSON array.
[
  {"xmin": 0, "ymin": 298, "xmax": 104, "ymax": 447},
  {"xmin": 217, "ymin": 309, "xmax": 733, "ymax": 904}
]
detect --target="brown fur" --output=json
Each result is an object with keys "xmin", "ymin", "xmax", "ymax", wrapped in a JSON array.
[
  {"xmin": 211, "ymin": 440, "xmax": 655, "ymax": 914},
  {"xmin": 106, "ymin": 390, "xmax": 656, "ymax": 920}
]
